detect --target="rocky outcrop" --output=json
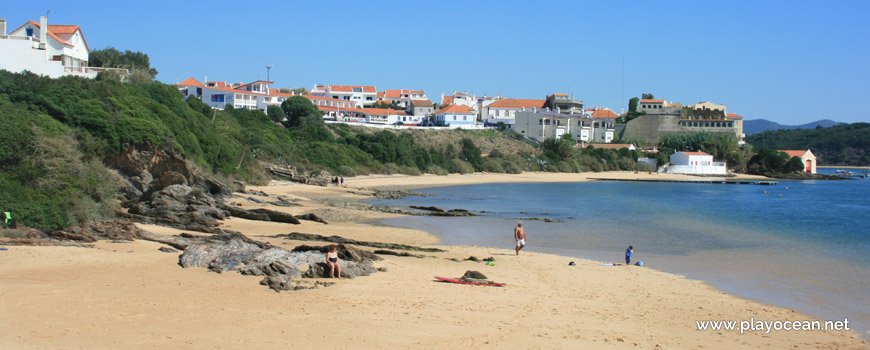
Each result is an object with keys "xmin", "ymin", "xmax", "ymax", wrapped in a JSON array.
[
  {"xmin": 105, "ymin": 142, "xmax": 232, "ymax": 205},
  {"xmin": 222, "ymin": 206, "xmax": 301, "ymax": 224},
  {"xmin": 265, "ymin": 164, "xmax": 334, "ymax": 186},
  {"xmin": 276, "ymin": 232, "xmax": 445, "ymax": 252},
  {"xmin": 410, "ymin": 206, "xmax": 477, "ymax": 217},
  {"xmin": 179, "ymin": 237, "xmax": 379, "ymax": 291}
]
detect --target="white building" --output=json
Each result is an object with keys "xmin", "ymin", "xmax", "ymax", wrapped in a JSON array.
[
  {"xmin": 311, "ymin": 84, "xmax": 377, "ymax": 108},
  {"xmin": 440, "ymin": 91, "xmax": 500, "ymax": 117},
  {"xmin": 176, "ymin": 77, "xmax": 295, "ymax": 111},
  {"xmin": 433, "ymin": 104, "xmax": 475, "ymax": 128},
  {"xmin": 512, "ymin": 109, "xmax": 615, "ymax": 144},
  {"xmin": 481, "ymin": 98, "xmax": 546, "ymax": 126},
  {"xmin": 0, "ymin": 16, "xmax": 125, "ymax": 79},
  {"xmin": 379, "ymin": 89, "xmax": 427, "ymax": 108},
  {"xmin": 667, "ymin": 151, "xmax": 727, "ymax": 175}
]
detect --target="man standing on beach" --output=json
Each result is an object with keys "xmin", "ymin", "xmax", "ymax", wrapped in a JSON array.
[{"xmin": 515, "ymin": 222, "xmax": 526, "ymax": 255}]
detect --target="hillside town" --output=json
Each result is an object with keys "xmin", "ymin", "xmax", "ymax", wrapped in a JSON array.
[{"xmin": 0, "ymin": 15, "xmax": 819, "ymax": 176}]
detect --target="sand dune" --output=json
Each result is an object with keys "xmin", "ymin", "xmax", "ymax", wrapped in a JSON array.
[{"xmin": 0, "ymin": 172, "xmax": 865, "ymax": 349}]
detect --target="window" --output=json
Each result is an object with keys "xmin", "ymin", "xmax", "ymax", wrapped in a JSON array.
[
  {"xmin": 463, "ymin": 116, "xmax": 467, "ymax": 121},
  {"xmin": 26, "ymin": 28, "xmax": 34, "ymax": 36},
  {"xmin": 538, "ymin": 119, "xmax": 543, "ymax": 125}
]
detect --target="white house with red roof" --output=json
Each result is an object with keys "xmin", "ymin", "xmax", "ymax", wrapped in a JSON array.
[
  {"xmin": 0, "ymin": 16, "xmax": 124, "ymax": 79},
  {"xmin": 778, "ymin": 149, "xmax": 817, "ymax": 173},
  {"xmin": 433, "ymin": 104, "xmax": 475, "ymax": 128},
  {"xmin": 482, "ymin": 98, "xmax": 546, "ymax": 126},
  {"xmin": 311, "ymin": 84, "xmax": 377, "ymax": 108},
  {"xmin": 667, "ymin": 151, "xmax": 727, "ymax": 175},
  {"xmin": 176, "ymin": 77, "xmax": 295, "ymax": 111},
  {"xmin": 379, "ymin": 89, "xmax": 426, "ymax": 108},
  {"xmin": 440, "ymin": 91, "xmax": 499, "ymax": 118}
]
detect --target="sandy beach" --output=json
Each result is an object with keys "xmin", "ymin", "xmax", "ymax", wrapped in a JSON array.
[{"xmin": 1, "ymin": 171, "xmax": 866, "ymax": 349}]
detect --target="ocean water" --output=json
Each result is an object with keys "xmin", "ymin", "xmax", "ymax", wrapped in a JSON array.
[{"xmin": 369, "ymin": 170, "xmax": 870, "ymax": 336}]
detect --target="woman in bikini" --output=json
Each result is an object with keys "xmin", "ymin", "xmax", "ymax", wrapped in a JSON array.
[{"xmin": 326, "ymin": 244, "xmax": 341, "ymax": 279}]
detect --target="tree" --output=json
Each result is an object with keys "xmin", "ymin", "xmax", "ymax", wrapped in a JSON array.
[
  {"xmin": 281, "ymin": 96, "xmax": 331, "ymax": 142},
  {"xmin": 89, "ymin": 47, "xmax": 158, "ymax": 81},
  {"xmin": 281, "ymin": 96, "xmax": 321, "ymax": 128},
  {"xmin": 642, "ymin": 93, "xmax": 655, "ymax": 100},
  {"xmin": 460, "ymin": 138, "xmax": 483, "ymax": 171},
  {"xmin": 542, "ymin": 137, "xmax": 574, "ymax": 159},
  {"xmin": 266, "ymin": 105, "xmax": 285, "ymax": 123},
  {"xmin": 628, "ymin": 97, "xmax": 639, "ymax": 113}
]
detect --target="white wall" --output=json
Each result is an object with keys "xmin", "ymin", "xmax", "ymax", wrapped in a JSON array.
[
  {"xmin": 0, "ymin": 36, "xmax": 95, "ymax": 78},
  {"xmin": 667, "ymin": 164, "xmax": 727, "ymax": 175}
]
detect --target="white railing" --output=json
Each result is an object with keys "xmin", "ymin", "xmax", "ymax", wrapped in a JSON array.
[{"xmin": 63, "ymin": 67, "xmax": 130, "ymax": 75}]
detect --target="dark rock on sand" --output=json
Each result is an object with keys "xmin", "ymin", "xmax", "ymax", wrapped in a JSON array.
[
  {"xmin": 462, "ymin": 270, "xmax": 488, "ymax": 280},
  {"xmin": 158, "ymin": 247, "xmax": 178, "ymax": 253},
  {"xmin": 222, "ymin": 206, "xmax": 301, "ymax": 224},
  {"xmin": 295, "ymin": 213, "xmax": 329, "ymax": 224},
  {"xmin": 465, "ymin": 256, "xmax": 481, "ymax": 262},
  {"xmin": 277, "ymin": 232, "xmax": 445, "ymax": 252},
  {"xmin": 177, "ymin": 234, "xmax": 378, "ymax": 291},
  {"xmin": 373, "ymin": 250, "xmax": 427, "ymax": 258}
]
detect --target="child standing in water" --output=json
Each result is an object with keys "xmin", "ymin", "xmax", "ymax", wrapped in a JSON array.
[{"xmin": 625, "ymin": 246, "xmax": 633, "ymax": 265}]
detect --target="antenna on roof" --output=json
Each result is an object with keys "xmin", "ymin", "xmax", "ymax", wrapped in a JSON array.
[{"xmin": 265, "ymin": 64, "xmax": 273, "ymax": 81}]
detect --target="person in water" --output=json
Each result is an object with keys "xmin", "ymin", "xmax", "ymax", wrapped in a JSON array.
[
  {"xmin": 326, "ymin": 244, "xmax": 341, "ymax": 279},
  {"xmin": 515, "ymin": 222, "xmax": 526, "ymax": 255},
  {"xmin": 625, "ymin": 246, "xmax": 633, "ymax": 265}
]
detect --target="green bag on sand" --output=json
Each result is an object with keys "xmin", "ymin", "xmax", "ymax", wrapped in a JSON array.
[{"xmin": 4, "ymin": 212, "xmax": 11, "ymax": 224}]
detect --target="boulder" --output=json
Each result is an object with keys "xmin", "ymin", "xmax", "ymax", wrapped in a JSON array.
[{"xmin": 462, "ymin": 270, "xmax": 488, "ymax": 280}]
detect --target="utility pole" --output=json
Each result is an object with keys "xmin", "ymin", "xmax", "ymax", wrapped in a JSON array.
[{"xmin": 265, "ymin": 64, "xmax": 273, "ymax": 81}]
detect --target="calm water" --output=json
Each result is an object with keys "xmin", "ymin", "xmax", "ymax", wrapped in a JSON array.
[{"xmin": 370, "ymin": 170, "xmax": 870, "ymax": 336}]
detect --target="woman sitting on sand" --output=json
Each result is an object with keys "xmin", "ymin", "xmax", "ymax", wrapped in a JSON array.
[{"xmin": 326, "ymin": 245, "xmax": 341, "ymax": 279}]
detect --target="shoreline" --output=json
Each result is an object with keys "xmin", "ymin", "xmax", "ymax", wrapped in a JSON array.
[{"xmin": 0, "ymin": 171, "xmax": 865, "ymax": 348}]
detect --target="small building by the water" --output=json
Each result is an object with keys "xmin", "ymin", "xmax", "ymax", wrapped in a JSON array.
[
  {"xmin": 778, "ymin": 149, "xmax": 817, "ymax": 174},
  {"xmin": 668, "ymin": 151, "xmax": 727, "ymax": 175}
]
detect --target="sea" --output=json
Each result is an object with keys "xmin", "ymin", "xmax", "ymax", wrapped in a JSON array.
[{"xmin": 368, "ymin": 168, "xmax": 870, "ymax": 336}]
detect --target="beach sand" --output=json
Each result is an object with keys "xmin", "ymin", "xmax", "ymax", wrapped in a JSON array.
[{"xmin": 1, "ymin": 171, "xmax": 866, "ymax": 349}]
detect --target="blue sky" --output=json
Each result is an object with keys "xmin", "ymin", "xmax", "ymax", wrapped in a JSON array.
[{"xmin": 6, "ymin": 1, "xmax": 869, "ymax": 124}]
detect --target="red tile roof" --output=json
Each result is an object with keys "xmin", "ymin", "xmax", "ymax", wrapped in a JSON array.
[
  {"xmin": 435, "ymin": 104, "xmax": 474, "ymax": 115},
  {"xmin": 22, "ymin": 20, "xmax": 74, "ymax": 48},
  {"xmin": 726, "ymin": 113, "xmax": 743, "ymax": 119},
  {"xmin": 177, "ymin": 77, "xmax": 205, "ymax": 87},
  {"xmin": 640, "ymin": 99, "xmax": 665, "ymax": 103},
  {"xmin": 680, "ymin": 152, "xmax": 710, "ymax": 156},
  {"xmin": 317, "ymin": 105, "xmax": 367, "ymax": 113},
  {"xmin": 384, "ymin": 90, "xmax": 403, "ymax": 99},
  {"xmin": 591, "ymin": 109, "xmax": 619, "ymax": 119},
  {"xmin": 486, "ymin": 98, "xmax": 546, "ymax": 109},
  {"xmin": 778, "ymin": 150, "xmax": 810, "ymax": 158},
  {"xmin": 363, "ymin": 108, "xmax": 409, "ymax": 116},
  {"xmin": 441, "ymin": 96, "xmax": 454, "ymax": 106},
  {"xmin": 411, "ymin": 99, "xmax": 434, "ymax": 107},
  {"xmin": 269, "ymin": 91, "xmax": 295, "ymax": 97}
]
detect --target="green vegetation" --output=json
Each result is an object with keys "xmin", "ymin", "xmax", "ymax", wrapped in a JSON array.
[
  {"xmin": 745, "ymin": 123, "xmax": 870, "ymax": 166},
  {"xmin": 89, "ymin": 47, "xmax": 158, "ymax": 82},
  {"xmin": 617, "ymin": 96, "xmax": 645, "ymax": 124},
  {"xmin": 747, "ymin": 149, "xmax": 805, "ymax": 175}
]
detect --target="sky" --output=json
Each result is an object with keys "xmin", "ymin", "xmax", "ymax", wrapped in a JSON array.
[{"xmin": 5, "ymin": 1, "xmax": 870, "ymax": 124}]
